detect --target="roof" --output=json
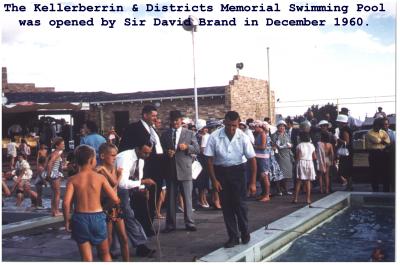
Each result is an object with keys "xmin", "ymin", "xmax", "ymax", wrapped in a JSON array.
[{"xmin": 4, "ymin": 86, "xmax": 226, "ymax": 104}]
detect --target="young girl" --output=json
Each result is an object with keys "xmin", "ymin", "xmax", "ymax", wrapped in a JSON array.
[
  {"xmin": 11, "ymin": 153, "xmax": 37, "ymax": 207},
  {"xmin": 47, "ymin": 137, "xmax": 65, "ymax": 216},
  {"xmin": 7, "ymin": 138, "xmax": 18, "ymax": 170},
  {"xmin": 37, "ymin": 144, "xmax": 48, "ymax": 166},
  {"xmin": 33, "ymin": 156, "xmax": 47, "ymax": 208},
  {"xmin": 97, "ymin": 143, "xmax": 129, "ymax": 261},
  {"xmin": 253, "ymin": 121, "xmax": 271, "ymax": 202},
  {"xmin": 316, "ymin": 131, "xmax": 334, "ymax": 194},
  {"xmin": 19, "ymin": 139, "xmax": 31, "ymax": 158},
  {"xmin": 293, "ymin": 131, "xmax": 316, "ymax": 204}
]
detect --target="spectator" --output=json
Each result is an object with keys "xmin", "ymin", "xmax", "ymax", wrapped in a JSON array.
[
  {"xmin": 382, "ymin": 117, "xmax": 395, "ymax": 192},
  {"xmin": 33, "ymin": 156, "xmax": 47, "ymax": 209},
  {"xmin": 196, "ymin": 126, "xmax": 212, "ymax": 208},
  {"xmin": 316, "ymin": 131, "xmax": 334, "ymax": 194},
  {"xmin": 336, "ymin": 114, "xmax": 354, "ymax": 191},
  {"xmin": 161, "ymin": 110, "xmax": 199, "ymax": 233},
  {"xmin": 11, "ymin": 153, "xmax": 37, "ymax": 207},
  {"xmin": 7, "ymin": 123, "xmax": 22, "ymax": 139},
  {"xmin": 366, "ymin": 118, "xmax": 390, "ymax": 192},
  {"xmin": 293, "ymin": 131, "xmax": 316, "ymax": 204},
  {"xmin": 7, "ymin": 138, "xmax": 18, "ymax": 170},
  {"xmin": 47, "ymin": 137, "xmax": 65, "ymax": 216},
  {"xmin": 253, "ymin": 121, "xmax": 271, "ymax": 202},
  {"xmin": 106, "ymin": 126, "xmax": 121, "ymax": 146},
  {"xmin": 80, "ymin": 120, "xmax": 106, "ymax": 164},
  {"xmin": 37, "ymin": 144, "xmax": 48, "ymax": 167},
  {"xmin": 271, "ymin": 120, "xmax": 293, "ymax": 195},
  {"xmin": 374, "ymin": 107, "xmax": 387, "ymax": 118},
  {"xmin": 18, "ymin": 139, "xmax": 31, "ymax": 158}
]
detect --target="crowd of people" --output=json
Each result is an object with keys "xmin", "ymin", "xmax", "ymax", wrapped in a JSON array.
[{"xmin": 2, "ymin": 105, "xmax": 395, "ymax": 261}]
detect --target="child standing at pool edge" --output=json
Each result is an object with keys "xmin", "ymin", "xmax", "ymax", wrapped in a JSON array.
[{"xmin": 293, "ymin": 131, "xmax": 316, "ymax": 204}]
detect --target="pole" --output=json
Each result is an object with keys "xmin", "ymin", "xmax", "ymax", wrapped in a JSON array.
[
  {"xmin": 336, "ymin": 98, "xmax": 339, "ymax": 115},
  {"xmin": 191, "ymin": 28, "xmax": 199, "ymax": 124},
  {"xmin": 267, "ymin": 47, "xmax": 272, "ymax": 121}
]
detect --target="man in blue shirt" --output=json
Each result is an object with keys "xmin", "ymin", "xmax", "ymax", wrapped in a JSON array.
[
  {"xmin": 204, "ymin": 111, "xmax": 257, "ymax": 248},
  {"xmin": 80, "ymin": 120, "xmax": 106, "ymax": 164}
]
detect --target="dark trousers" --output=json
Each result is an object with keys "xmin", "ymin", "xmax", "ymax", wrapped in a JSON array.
[
  {"xmin": 215, "ymin": 163, "xmax": 248, "ymax": 240},
  {"xmin": 368, "ymin": 149, "xmax": 389, "ymax": 192},
  {"xmin": 144, "ymin": 155, "xmax": 164, "ymax": 221},
  {"xmin": 130, "ymin": 190, "xmax": 155, "ymax": 237}
]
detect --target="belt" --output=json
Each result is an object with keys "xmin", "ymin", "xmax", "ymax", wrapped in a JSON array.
[{"xmin": 214, "ymin": 163, "xmax": 245, "ymax": 169}]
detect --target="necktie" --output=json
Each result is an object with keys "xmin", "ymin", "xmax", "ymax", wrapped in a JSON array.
[
  {"xmin": 149, "ymin": 127, "xmax": 157, "ymax": 146},
  {"xmin": 172, "ymin": 129, "xmax": 177, "ymax": 150},
  {"xmin": 130, "ymin": 160, "xmax": 140, "ymax": 181}
]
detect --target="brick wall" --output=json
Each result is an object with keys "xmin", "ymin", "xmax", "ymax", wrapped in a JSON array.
[
  {"xmin": 5, "ymin": 84, "xmax": 55, "ymax": 93},
  {"xmin": 85, "ymin": 75, "xmax": 275, "ymax": 133},
  {"xmin": 89, "ymin": 96, "xmax": 227, "ymax": 133},
  {"xmin": 225, "ymin": 75, "xmax": 274, "ymax": 123},
  {"xmin": 2, "ymin": 67, "xmax": 55, "ymax": 93},
  {"xmin": 2, "ymin": 67, "xmax": 7, "ymax": 91}
]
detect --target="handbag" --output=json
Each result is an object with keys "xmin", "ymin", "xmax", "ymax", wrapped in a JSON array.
[
  {"xmin": 192, "ymin": 159, "xmax": 203, "ymax": 180},
  {"xmin": 337, "ymin": 143, "xmax": 349, "ymax": 157}
]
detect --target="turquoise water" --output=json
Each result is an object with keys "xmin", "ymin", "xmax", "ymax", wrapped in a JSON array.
[{"xmin": 273, "ymin": 206, "xmax": 395, "ymax": 262}]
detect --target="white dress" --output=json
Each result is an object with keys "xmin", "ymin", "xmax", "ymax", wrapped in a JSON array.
[{"xmin": 296, "ymin": 142, "xmax": 316, "ymax": 181}]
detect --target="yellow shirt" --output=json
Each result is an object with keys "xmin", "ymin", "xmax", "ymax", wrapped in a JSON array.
[{"xmin": 366, "ymin": 129, "xmax": 390, "ymax": 150}]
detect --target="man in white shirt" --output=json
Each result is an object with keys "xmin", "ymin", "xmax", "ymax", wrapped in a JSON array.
[
  {"xmin": 115, "ymin": 142, "xmax": 156, "ymax": 258},
  {"xmin": 204, "ymin": 111, "xmax": 257, "ymax": 248},
  {"xmin": 118, "ymin": 105, "xmax": 164, "ymax": 234}
]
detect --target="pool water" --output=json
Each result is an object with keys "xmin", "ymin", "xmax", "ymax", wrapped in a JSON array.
[{"xmin": 273, "ymin": 206, "xmax": 395, "ymax": 262}]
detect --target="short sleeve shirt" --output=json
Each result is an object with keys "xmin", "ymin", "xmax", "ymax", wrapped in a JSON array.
[
  {"xmin": 204, "ymin": 128, "xmax": 255, "ymax": 167},
  {"xmin": 201, "ymin": 133, "xmax": 210, "ymax": 148}
]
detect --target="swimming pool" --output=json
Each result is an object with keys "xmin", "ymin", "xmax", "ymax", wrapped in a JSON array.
[
  {"xmin": 273, "ymin": 205, "xmax": 394, "ymax": 262},
  {"xmin": 200, "ymin": 192, "xmax": 394, "ymax": 262}
]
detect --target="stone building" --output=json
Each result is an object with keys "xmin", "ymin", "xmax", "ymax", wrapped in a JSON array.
[{"xmin": 3, "ymin": 67, "xmax": 275, "ymax": 138}]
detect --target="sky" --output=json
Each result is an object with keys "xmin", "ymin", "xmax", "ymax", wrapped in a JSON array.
[{"xmin": 1, "ymin": 0, "xmax": 397, "ymax": 120}]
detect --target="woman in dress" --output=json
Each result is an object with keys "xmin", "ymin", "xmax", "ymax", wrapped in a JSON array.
[
  {"xmin": 336, "ymin": 114, "xmax": 353, "ymax": 191},
  {"xmin": 293, "ymin": 131, "xmax": 316, "ymax": 204},
  {"xmin": 253, "ymin": 121, "xmax": 271, "ymax": 202},
  {"xmin": 272, "ymin": 120, "xmax": 293, "ymax": 195}
]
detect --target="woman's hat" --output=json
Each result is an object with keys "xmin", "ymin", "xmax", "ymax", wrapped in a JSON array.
[
  {"xmin": 336, "ymin": 114, "xmax": 348, "ymax": 123},
  {"xmin": 276, "ymin": 120, "xmax": 287, "ymax": 127},
  {"xmin": 317, "ymin": 120, "xmax": 331, "ymax": 128},
  {"xmin": 239, "ymin": 121, "xmax": 248, "ymax": 128}
]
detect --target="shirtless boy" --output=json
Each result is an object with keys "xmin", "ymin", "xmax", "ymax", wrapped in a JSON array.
[
  {"xmin": 63, "ymin": 145, "xmax": 120, "ymax": 261},
  {"xmin": 97, "ymin": 143, "xmax": 129, "ymax": 261}
]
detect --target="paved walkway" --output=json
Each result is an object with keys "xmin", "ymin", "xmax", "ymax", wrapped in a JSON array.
[{"xmin": 2, "ymin": 182, "xmax": 373, "ymax": 262}]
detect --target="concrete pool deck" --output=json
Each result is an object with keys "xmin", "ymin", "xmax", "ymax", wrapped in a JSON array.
[{"xmin": 2, "ymin": 183, "xmax": 377, "ymax": 262}]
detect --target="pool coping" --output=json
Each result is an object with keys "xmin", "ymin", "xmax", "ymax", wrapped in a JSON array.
[
  {"xmin": 198, "ymin": 191, "xmax": 393, "ymax": 262},
  {"xmin": 2, "ymin": 215, "xmax": 64, "ymax": 236}
]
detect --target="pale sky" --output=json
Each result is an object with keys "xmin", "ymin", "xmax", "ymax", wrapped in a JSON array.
[{"xmin": 1, "ymin": 0, "xmax": 397, "ymax": 120}]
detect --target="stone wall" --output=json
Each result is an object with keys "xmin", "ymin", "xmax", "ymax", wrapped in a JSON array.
[{"xmin": 225, "ymin": 75, "xmax": 274, "ymax": 123}]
